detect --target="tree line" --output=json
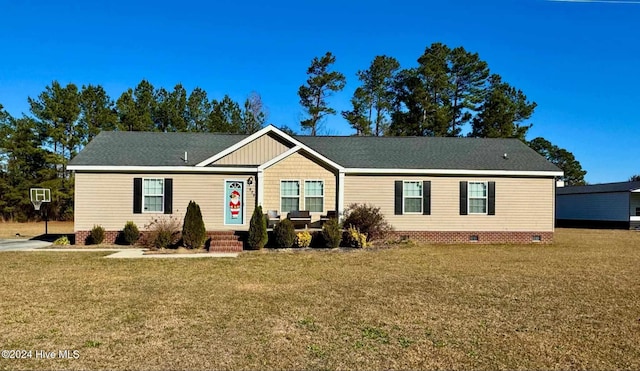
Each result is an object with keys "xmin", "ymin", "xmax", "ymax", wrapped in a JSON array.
[{"xmin": 1, "ymin": 42, "xmax": 597, "ymax": 221}]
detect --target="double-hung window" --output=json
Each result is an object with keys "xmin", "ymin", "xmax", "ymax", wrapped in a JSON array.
[
  {"xmin": 403, "ymin": 181, "xmax": 423, "ymax": 214},
  {"xmin": 143, "ymin": 178, "xmax": 164, "ymax": 212},
  {"xmin": 280, "ymin": 181, "xmax": 300, "ymax": 213},
  {"xmin": 304, "ymin": 180, "xmax": 324, "ymax": 212},
  {"xmin": 468, "ymin": 182, "xmax": 488, "ymax": 214}
]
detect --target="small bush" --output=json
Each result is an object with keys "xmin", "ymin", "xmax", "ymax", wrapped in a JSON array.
[
  {"xmin": 343, "ymin": 203, "xmax": 393, "ymax": 242},
  {"xmin": 53, "ymin": 235, "xmax": 70, "ymax": 246},
  {"xmin": 122, "ymin": 221, "xmax": 140, "ymax": 245},
  {"xmin": 89, "ymin": 225, "xmax": 105, "ymax": 245},
  {"xmin": 310, "ymin": 231, "xmax": 326, "ymax": 248},
  {"xmin": 182, "ymin": 200, "xmax": 206, "ymax": 249},
  {"xmin": 248, "ymin": 205, "xmax": 268, "ymax": 250},
  {"xmin": 322, "ymin": 218, "xmax": 342, "ymax": 248},
  {"xmin": 295, "ymin": 229, "xmax": 312, "ymax": 248},
  {"xmin": 274, "ymin": 218, "xmax": 296, "ymax": 248},
  {"xmin": 345, "ymin": 226, "xmax": 369, "ymax": 248},
  {"xmin": 144, "ymin": 216, "xmax": 181, "ymax": 249}
]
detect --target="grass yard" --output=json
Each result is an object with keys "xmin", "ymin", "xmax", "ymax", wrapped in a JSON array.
[
  {"xmin": 0, "ymin": 221, "xmax": 74, "ymax": 239},
  {"xmin": 1, "ymin": 228, "xmax": 639, "ymax": 370}
]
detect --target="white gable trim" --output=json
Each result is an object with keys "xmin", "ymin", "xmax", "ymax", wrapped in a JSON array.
[
  {"xmin": 258, "ymin": 146, "xmax": 301, "ymax": 170},
  {"xmin": 343, "ymin": 168, "xmax": 564, "ymax": 177},
  {"xmin": 631, "ymin": 188, "xmax": 640, "ymax": 193},
  {"xmin": 195, "ymin": 125, "xmax": 345, "ymax": 171},
  {"xmin": 194, "ymin": 126, "xmax": 273, "ymax": 166}
]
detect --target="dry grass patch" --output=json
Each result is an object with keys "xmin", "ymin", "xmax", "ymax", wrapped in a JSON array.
[
  {"xmin": 0, "ymin": 221, "xmax": 74, "ymax": 238},
  {"xmin": 0, "ymin": 228, "xmax": 639, "ymax": 370}
]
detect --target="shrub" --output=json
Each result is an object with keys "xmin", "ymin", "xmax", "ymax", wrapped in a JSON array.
[
  {"xmin": 144, "ymin": 216, "xmax": 181, "ymax": 249},
  {"xmin": 248, "ymin": 205, "xmax": 268, "ymax": 250},
  {"xmin": 343, "ymin": 203, "xmax": 393, "ymax": 242},
  {"xmin": 345, "ymin": 226, "xmax": 369, "ymax": 248},
  {"xmin": 274, "ymin": 218, "xmax": 295, "ymax": 248},
  {"xmin": 182, "ymin": 200, "xmax": 206, "ymax": 249},
  {"xmin": 89, "ymin": 225, "xmax": 105, "ymax": 245},
  {"xmin": 295, "ymin": 229, "xmax": 312, "ymax": 248},
  {"xmin": 53, "ymin": 235, "xmax": 70, "ymax": 245},
  {"xmin": 122, "ymin": 221, "xmax": 140, "ymax": 245},
  {"xmin": 322, "ymin": 218, "xmax": 342, "ymax": 248}
]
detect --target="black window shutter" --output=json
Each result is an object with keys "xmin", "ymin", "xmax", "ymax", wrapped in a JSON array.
[
  {"xmin": 459, "ymin": 181, "xmax": 468, "ymax": 215},
  {"xmin": 422, "ymin": 181, "xmax": 431, "ymax": 215},
  {"xmin": 487, "ymin": 181, "xmax": 495, "ymax": 215},
  {"xmin": 133, "ymin": 178, "xmax": 142, "ymax": 214},
  {"xmin": 164, "ymin": 178, "xmax": 173, "ymax": 214},
  {"xmin": 394, "ymin": 181, "xmax": 403, "ymax": 215}
]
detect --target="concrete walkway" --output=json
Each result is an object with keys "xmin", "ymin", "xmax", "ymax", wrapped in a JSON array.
[
  {"xmin": 0, "ymin": 239, "xmax": 54, "ymax": 251},
  {"xmin": 2, "ymin": 245, "xmax": 239, "ymax": 258}
]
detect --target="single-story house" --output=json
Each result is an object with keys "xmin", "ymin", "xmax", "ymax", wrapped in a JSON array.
[
  {"xmin": 67, "ymin": 125, "xmax": 563, "ymax": 248},
  {"xmin": 556, "ymin": 181, "xmax": 640, "ymax": 229}
]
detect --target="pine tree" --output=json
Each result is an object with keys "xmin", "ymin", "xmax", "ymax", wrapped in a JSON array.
[
  {"xmin": 182, "ymin": 200, "xmax": 206, "ymax": 249},
  {"xmin": 298, "ymin": 52, "xmax": 346, "ymax": 135}
]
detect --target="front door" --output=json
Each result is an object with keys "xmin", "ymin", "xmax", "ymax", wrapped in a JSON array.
[{"xmin": 224, "ymin": 180, "xmax": 244, "ymax": 225}]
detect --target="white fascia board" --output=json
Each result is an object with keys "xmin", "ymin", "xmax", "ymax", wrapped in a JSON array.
[
  {"xmin": 631, "ymin": 188, "xmax": 640, "ymax": 193},
  {"xmin": 343, "ymin": 168, "xmax": 564, "ymax": 177},
  {"xmin": 631, "ymin": 216, "xmax": 640, "ymax": 221},
  {"xmin": 195, "ymin": 126, "xmax": 274, "ymax": 167},
  {"xmin": 66, "ymin": 165, "xmax": 258, "ymax": 173},
  {"xmin": 258, "ymin": 146, "xmax": 301, "ymax": 170}
]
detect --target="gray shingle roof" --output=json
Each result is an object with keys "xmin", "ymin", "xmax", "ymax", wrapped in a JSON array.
[
  {"xmin": 556, "ymin": 181, "xmax": 640, "ymax": 195},
  {"xmin": 297, "ymin": 136, "xmax": 561, "ymax": 171},
  {"xmin": 69, "ymin": 132, "xmax": 249, "ymax": 166},
  {"xmin": 69, "ymin": 130, "xmax": 561, "ymax": 172}
]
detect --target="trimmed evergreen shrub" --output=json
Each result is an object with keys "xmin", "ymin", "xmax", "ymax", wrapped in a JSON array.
[
  {"xmin": 274, "ymin": 218, "xmax": 296, "ymax": 248},
  {"xmin": 343, "ymin": 203, "xmax": 393, "ymax": 241},
  {"xmin": 248, "ymin": 205, "xmax": 268, "ymax": 250},
  {"xmin": 182, "ymin": 200, "xmax": 206, "ymax": 249},
  {"xmin": 89, "ymin": 225, "xmax": 105, "ymax": 245},
  {"xmin": 322, "ymin": 218, "xmax": 342, "ymax": 248},
  {"xmin": 122, "ymin": 221, "xmax": 140, "ymax": 245}
]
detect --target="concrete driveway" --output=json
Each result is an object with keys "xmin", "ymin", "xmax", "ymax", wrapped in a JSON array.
[{"xmin": 0, "ymin": 239, "xmax": 52, "ymax": 251}]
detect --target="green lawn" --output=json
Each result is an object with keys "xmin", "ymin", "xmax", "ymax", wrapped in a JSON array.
[{"xmin": 1, "ymin": 228, "xmax": 639, "ymax": 370}]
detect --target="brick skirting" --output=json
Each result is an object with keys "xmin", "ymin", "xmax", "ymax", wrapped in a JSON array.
[
  {"xmin": 389, "ymin": 231, "xmax": 554, "ymax": 244},
  {"xmin": 75, "ymin": 230, "xmax": 244, "ymax": 251}
]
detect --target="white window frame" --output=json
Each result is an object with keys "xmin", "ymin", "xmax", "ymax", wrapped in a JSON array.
[
  {"xmin": 280, "ymin": 180, "xmax": 301, "ymax": 213},
  {"xmin": 468, "ymin": 181, "xmax": 488, "ymax": 215},
  {"xmin": 402, "ymin": 180, "xmax": 423, "ymax": 214},
  {"xmin": 304, "ymin": 179, "xmax": 324, "ymax": 213},
  {"xmin": 142, "ymin": 178, "xmax": 164, "ymax": 213}
]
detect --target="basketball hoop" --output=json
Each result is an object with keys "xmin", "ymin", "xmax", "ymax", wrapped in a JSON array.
[{"xmin": 30, "ymin": 188, "xmax": 52, "ymax": 235}]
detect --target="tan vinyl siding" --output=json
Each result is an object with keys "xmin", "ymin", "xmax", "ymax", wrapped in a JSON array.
[
  {"xmin": 344, "ymin": 175, "xmax": 554, "ymax": 232},
  {"xmin": 262, "ymin": 151, "xmax": 337, "ymax": 221},
  {"xmin": 74, "ymin": 173, "xmax": 255, "ymax": 231},
  {"xmin": 212, "ymin": 133, "xmax": 291, "ymax": 166}
]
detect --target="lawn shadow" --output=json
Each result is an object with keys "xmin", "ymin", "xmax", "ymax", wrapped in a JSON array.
[{"xmin": 31, "ymin": 234, "xmax": 76, "ymax": 244}]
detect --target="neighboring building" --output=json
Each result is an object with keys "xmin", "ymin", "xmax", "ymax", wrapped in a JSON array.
[
  {"xmin": 556, "ymin": 181, "xmax": 640, "ymax": 230},
  {"xmin": 67, "ymin": 125, "xmax": 563, "ymax": 248}
]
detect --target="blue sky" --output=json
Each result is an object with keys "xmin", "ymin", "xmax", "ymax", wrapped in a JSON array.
[{"xmin": 1, "ymin": 0, "xmax": 638, "ymax": 183}]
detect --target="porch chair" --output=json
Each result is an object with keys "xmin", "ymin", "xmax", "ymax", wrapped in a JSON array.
[{"xmin": 266, "ymin": 210, "xmax": 281, "ymax": 228}]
